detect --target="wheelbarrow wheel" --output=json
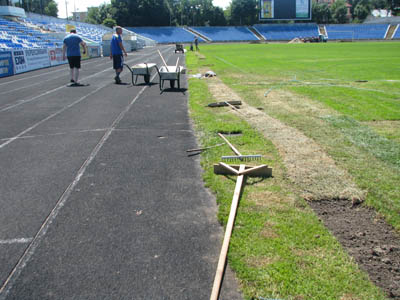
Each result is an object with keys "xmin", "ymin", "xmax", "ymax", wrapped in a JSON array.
[
  {"xmin": 144, "ymin": 74, "xmax": 150, "ymax": 84},
  {"xmin": 170, "ymin": 80, "xmax": 175, "ymax": 89}
]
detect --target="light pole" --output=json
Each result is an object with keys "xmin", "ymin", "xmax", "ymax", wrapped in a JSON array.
[
  {"xmin": 190, "ymin": 5, "xmax": 200, "ymax": 26},
  {"xmin": 65, "ymin": 0, "xmax": 68, "ymax": 20}
]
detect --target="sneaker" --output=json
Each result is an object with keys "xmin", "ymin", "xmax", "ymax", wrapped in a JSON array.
[
  {"xmin": 70, "ymin": 79, "xmax": 75, "ymax": 83},
  {"xmin": 114, "ymin": 76, "xmax": 121, "ymax": 84}
]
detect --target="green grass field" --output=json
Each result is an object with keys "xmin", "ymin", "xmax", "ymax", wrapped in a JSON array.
[{"xmin": 187, "ymin": 42, "xmax": 399, "ymax": 300}]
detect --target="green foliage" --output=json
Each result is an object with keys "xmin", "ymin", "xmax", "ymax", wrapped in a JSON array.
[
  {"xmin": 230, "ymin": 0, "xmax": 258, "ymax": 25},
  {"xmin": 102, "ymin": 18, "xmax": 117, "ymax": 28},
  {"xmin": 354, "ymin": 3, "xmax": 370, "ymax": 21},
  {"xmin": 16, "ymin": 0, "xmax": 57, "ymax": 15},
  {"xmin": 331, "ymin": 0, "xmax": 349, "ymax": 23},
  {"xmin": 312, "ymin": 1, "xmax": 332, "ymax": 23},
  {"xmin": 44, "ymin": 0, "xmax": 58, "ymax": 17},
  {"xmin": 104, "ymin": 0, "xmax": 227, "ymax": 27}
]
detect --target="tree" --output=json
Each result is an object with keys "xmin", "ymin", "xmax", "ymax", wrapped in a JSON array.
[
  {"xmin": 331, "ymin": 0, "xmax": 348, "ymax": 23},
  {"xmin": 102, "ymin": 18, "xmax": 117, "ymax": 28},
  {"xmin": 44, "ymin": 1, "xmax": 58, "ymax": 17},
  {"xmin": 230, "ymin": 0, "xmax": 258, "ymax": 25},
  {"xmin": 312, "ymin": 1, "xmax": 332, "ymax": 23},
  {"xmin": 354, "ymin": 3, "xmax": 370, "ymax": 20}
]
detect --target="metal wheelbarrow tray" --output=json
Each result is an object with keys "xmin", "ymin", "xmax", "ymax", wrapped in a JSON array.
[
  {"xmin": 124, "ymin": 63, "xmax": 159, "ymax": 85},
  {"xmin": 158, "ymin": 66, "xmax": 186, "ymax": 90}
]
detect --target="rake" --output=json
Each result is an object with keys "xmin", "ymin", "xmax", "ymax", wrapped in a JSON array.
[
  {"xmin": 210, "ymin": 161, "xmax": 271, "ymax": 300},
  {"xmin": 218, "ymin": 133, "xmax": 262, "ymax": 162}
]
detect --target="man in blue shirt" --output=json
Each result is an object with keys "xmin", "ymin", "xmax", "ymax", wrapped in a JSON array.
[
  {"xmin": 63, "ymin": 29, "xmax": 87, "ymax": 86},
  {"xmin": 110, "ymin": 26, "xmax": 128, "ymax": 84}
]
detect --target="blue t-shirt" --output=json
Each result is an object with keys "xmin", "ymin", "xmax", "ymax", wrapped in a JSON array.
[
  {"xmin": 111, "ymin": 34, "xmax": 123, "ymax": 55},
  {"xmin": 63, "ymin": 34, "xmax": 83, "ymax": 57}
]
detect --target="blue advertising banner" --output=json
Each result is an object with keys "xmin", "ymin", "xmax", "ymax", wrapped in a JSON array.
[{"xmin": 0, "ymin": 51, "xmax": 14, "ymax": 78}]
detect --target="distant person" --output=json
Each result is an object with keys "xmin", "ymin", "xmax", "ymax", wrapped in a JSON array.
[
  {"xmin": 62, "ymin": 29, "xmax": 87, "ymax": 86},
  {"xmin": 194, "ymin": 37, "xmax": 199, "ymax": 51},
  {"xmin": 110, "ymin": 26, "xmax": 128, "ymax": 84}
]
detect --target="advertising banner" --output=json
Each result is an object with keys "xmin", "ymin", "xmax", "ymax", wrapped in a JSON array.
[
  {"xmin": 0, "ymin": 51, "xmax": 14, "ymax": 78},
  {"xmin": 12, "ymin": 49, "xmax": 27, "ymax": 74},
  {"xmin": 13, "ymin": 48, "xmax": 50, "ymax": 74},
  {"xmin": 88, "ymin": 46, "xmax": 100, "ymax": 58},
  {"xmin": 81, "ymin": 47, "xmax": 90, "ymax": 60},
  {"xmin": 48, "ymin": 47, "xmax": 67, "ymax": 66},
  {"xmin": 66, "ymin": 24, "xmax": 76, "ymax": 33},
  {"xmin": 261, "ymin": 0, "xmax": 274, "ymax": 19}
]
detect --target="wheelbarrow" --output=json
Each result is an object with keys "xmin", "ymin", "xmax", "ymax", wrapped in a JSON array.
[
  {"xmin": 124, "ymin": 63, "xmax": 159, "ymax": 85},
  {"xmin": 158, "ymin": 65, "xmax": 186, "ymax": 91},
  {"xmin": 175, "ymin": 43, "xmax": 184, "ymax": 53}
]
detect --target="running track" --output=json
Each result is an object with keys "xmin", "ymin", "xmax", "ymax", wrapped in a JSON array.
[{"xmin": 0, "ymin": 45, "xmax": 242, "ymax": 300}]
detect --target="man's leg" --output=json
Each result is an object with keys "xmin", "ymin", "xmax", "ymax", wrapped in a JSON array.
[
  {"xmin": 70, "ymin": 68, "xmax": 74, "ymax": 82},
  {"xmin": 74, "ymin": 68, "xmax": 79, "ymax": 83},
  {"xmin": 115, "ymin": 68, "xmax": 122, "ymax": 83}
]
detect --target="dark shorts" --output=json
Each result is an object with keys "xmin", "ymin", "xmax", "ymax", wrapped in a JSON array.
[
  {"xmin": 113, "ymin": 55, "xmax": 124, "ymax": 70},
  {"xmin": 67, "ymin": 56, "xmax": 81, "ymax": 69}
]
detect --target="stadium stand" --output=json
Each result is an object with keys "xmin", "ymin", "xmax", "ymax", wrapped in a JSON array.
[
  {"xmin": 126, "ymin": 27, "xmax": 201, "ymax": 44},
  {"xmin": 23, "ymin": 12, "xmax": 112, "ymax": 44},
  {"xmin": 253, "ymin": 23, "xmax": 319, "ymax": 41},
  {"xmin": 392, "ymin": 24, "xmax": 400, "ymax": 39},
  {"xmin": 190, "ymin": 26, "xmax": 259, "ymax": 42},
  {"xmin": 0, "ymin": 16, "xmax": 63, "ymax": 49},
  {"xmin": 325, "ymin": 24, "xmax": 389, "ymax": 40}
]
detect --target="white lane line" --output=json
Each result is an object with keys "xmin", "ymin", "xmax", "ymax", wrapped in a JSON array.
[
  {"xmin": 0, "ymin": 58, "xmax": 118, "ymax": 96},
  {"xmin": 0, "ymin": 47, "xmax": 163, "ymax": 112},
  {"xmin": 0, "ymin": 57, "xmax": 107, "ymax": 87},
  {"xmin": 0, "ymin": 57, "xmax": 137, "ymax": 113},
  {"xmin": 0, "ymin": 66, "xmax": 165, "ymax": 298},
  {"xmin": 0, "ymin": 47, "xmax": 173, "ymax": 149},
  {"xmin": 0, "ymin": 128, "xmax": 109, "ymax": 142},
  {"xmin": 0, "ymin": 238, "xmax": 33, "ymax": 245}
]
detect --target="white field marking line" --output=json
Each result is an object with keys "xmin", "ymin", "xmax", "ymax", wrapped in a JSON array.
[
  {"xmin": 0, "ymin": 57, "xmax": 107, "ymax": 87},
  {"xmin": 0, "ymin": 238, "xmax": 33, "ymax": 245},
  {"xmin": 0, "ymin": 47, "xmax": 172, "ymax": 149},
  {"xmin": 0, "ymin": 128, "xmax": 109, "ymax": 142},
  {"xmin": 0, "ymin": 68, "xmax": 163, "ymax": 299},
  {"xmin": 0, "ymin": 52, "xmax": 156, "ymax": 113},
  {"xmin": 0, "ymin": 58, "xmax": 117, "ymax": 96},
  {"xmin": 214, "ymin": 55, "xmax": 248, "ymax": 74}
]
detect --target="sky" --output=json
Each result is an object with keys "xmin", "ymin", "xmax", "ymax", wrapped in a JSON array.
[{"xmin": 55, "ymin": 0, "xmax": 231, "ymax": 19}]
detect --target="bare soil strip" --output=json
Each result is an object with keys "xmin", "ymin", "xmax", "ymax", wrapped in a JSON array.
[
  {"xmin": 310, "ymin": 200, "xmax": 400, "ymax": 299},
  {"xmin": 204, "ymin": 76, "xmax": 365, "ymax": 202}
]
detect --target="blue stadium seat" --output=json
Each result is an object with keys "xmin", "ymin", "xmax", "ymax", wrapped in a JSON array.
[
  {"xmin": 126, "ymin": 27, "xmax": 201, "ymax": 43},
  {"xmin": 190, "ymin": 26, "xmax": 258, "ymax": 42},
  {"xmin": 325, "ymin": 24, "xmax": 389, "ymax": 40},
  {"xmin": 253, "ymin": 23, "xmax": 319, "ymax": 41}
]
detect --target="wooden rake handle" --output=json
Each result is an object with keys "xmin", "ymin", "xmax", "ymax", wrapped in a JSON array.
[
  {"xmin": 218, "ymin": 133, "xmax": 242, "ymax": 157},
  {"xmin": 157, "ymin": 49, "xmax": 169, "ymax": 72},
  {"xmin": 210, "ymin": 164, "xmax": 246, "ymax": 300}
]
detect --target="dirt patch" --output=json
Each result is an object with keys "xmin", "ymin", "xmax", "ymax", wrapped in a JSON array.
[
  {"xmin": 310, "ymin": 200, "xmax": 400, "ymax": 299},
  {"xmin": 204, "ymin": 76, "xmax": 365, "ymax": 202}
]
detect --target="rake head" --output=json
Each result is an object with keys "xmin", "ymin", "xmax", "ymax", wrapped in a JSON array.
[{"xmin": 221, "ymin": 155, "xmax": 262, "ymax": 162}]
